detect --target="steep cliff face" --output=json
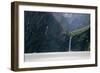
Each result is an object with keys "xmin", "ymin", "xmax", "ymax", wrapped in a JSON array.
[{"xmin": 24, "ymin": 11, "xmax": 90, "ymax": 53}]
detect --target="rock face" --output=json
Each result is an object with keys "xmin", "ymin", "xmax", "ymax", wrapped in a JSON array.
[{"xmin": 24, "ymin": 11, "xmax": 90, "ymax": 53}]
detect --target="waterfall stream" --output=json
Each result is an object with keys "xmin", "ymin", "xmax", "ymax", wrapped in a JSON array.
[{"xmin": 68, "ymin": 36, "xmax": 72, "ymax": 51}]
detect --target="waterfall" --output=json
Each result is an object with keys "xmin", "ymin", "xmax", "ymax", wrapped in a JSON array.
[{"xmin": 68, "ymin": 36, "xmax": 72, "ymax": 51}]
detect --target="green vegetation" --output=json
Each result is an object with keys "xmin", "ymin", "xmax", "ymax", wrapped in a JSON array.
[{"xmin": 65, "ymin": 25, "xmax": 90, "ymax": 51}]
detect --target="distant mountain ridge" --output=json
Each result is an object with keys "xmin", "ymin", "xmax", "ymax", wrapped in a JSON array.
[{"xmin": 52, "ymin": 12, "xmax": 90, "ymax": 32}]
